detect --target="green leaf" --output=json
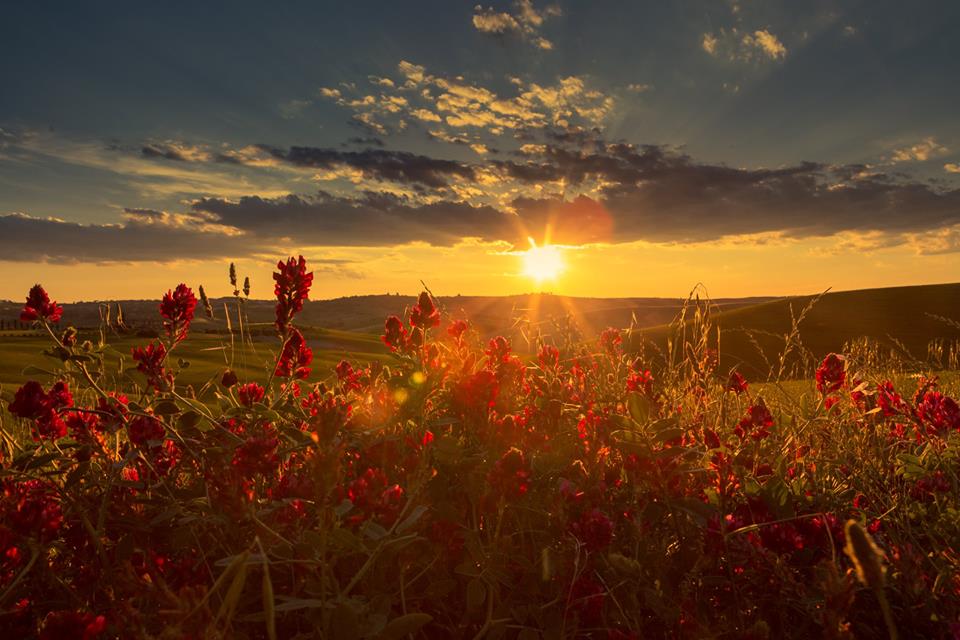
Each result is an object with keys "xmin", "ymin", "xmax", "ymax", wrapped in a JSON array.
[
  {"xmin": 627, "ymin": 392, "xmax": 650, "ymax": 424},
  {"xmin": 153, "ymin": 400, "xmax": 181, "ymax": 416}
]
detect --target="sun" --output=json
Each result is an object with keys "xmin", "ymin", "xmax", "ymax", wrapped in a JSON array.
[{"xmin": 521, "ymin": 238, "xmax": 565, "ymax": 284}]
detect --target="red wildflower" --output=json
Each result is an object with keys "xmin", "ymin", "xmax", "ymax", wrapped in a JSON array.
[
  {"xmin": 8, "ymin": 380, "xmax": 72, "ymax": 440},
  {"xmin": 127, "ymin": 415, "xmax": 165, "ymax": 447},
  {"xmin": 735, "ymin": 399, "xmax": 775, "ymax": 440},
  {"xmin": 3, "ymin": 479, "xmax": 63, "ymax": 540},
  {"xmin": 877, "ymin": 381, "xmax": 907, "ymax": 417},
  {"xmin": 487, "ymin": 447, "xmax": 531, "ymax": 500},
  {"xmin": 815, "ymin": 353, "xmax": 846, "ymax": 395},
  {"xmin": 382, "ymin": 315, "xmax": 409, "ymax": 352},
  {"xmin": 20, "ymin": 284, "xmax": 63, "ymax": 324},
  {"xmin": 571, "ymin": 508, "xmax": 614, "ymax": 551},
  {"xmin": 626, "ymin": 369, "xmax": 654, "ymax": 396},
  {"xmin": 232, "ymin": 422, "xmax": 280, "ymax": 476},
  {"xmin": 917, "ymin": 390, "xmax": 960, "ymax": 434},
  {"xmin": 159, "ymin": 284, "xmax": 197, "ymax": 343},
  {"xmin": 273, "ymin": 255, "xmax": 313, "ymax": 332},
  {"xmin": 599, "ymin": 327, "xmax": 623, "ymax": 355},
  {"xmin": 538, "ymin": 344, "xmax": 560, "ymax": 369},
  {"xmin": 275, "ymin": 328, "xmax": 312, "ymax": 379},
  {"xmin": 39, "ymin": 610, "xmax": 106, "ymax": 640},
  {"xmin": 453, "ymin": 369, "xmax": 499, "ymax": 414},
  {"xmin": 447, "ymin": 319, "xmax": 469, "ymax": 344},
  {"xmin": 237, "ymin": 382, "xmax": 266, "ymax": 407},
  {"xmin": 410, "ymin": 291, "xmax": 440, "ymax": 329},
  {"xmin": 131, "ymin": 342, "xmax": 172, "ymax": 392},
  {"xmin": 485, "ymin": 336, "xmax": 512, "ymax": 365},
  {"xmin": 726, "ymin": 370, "xmax": 748, "ymax": 395}
]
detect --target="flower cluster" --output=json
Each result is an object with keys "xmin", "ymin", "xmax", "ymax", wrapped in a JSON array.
[
  {"xmin": 2, "ymin": 264, "xmax": 959, "ymax": 639},
  {"xmin": 273, "ymin": 255, "xmax": 313, "ymax": 332},
  {"xmin": 20, "ymin": 284, "xmax": 63, "ymax": 324}
]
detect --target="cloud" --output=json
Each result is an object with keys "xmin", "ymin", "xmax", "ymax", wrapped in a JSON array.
[
  {"xmin": 316, "ymin": 60, "xmax": 615, "ymax": 139},
  {"xmin": 472, "ymin": 0, "xmax": 561, "ymax": 50},
  {"xmin": 890, "ymin": 137, "xmax": 948, "ymax": 163},
  {"xmin": 946, "ymin": 163, "xmax": 960, "ymax": 173},
  {"xmin": 141, "ymin": 141, "xmax": 213, "ymax": 162},
  {"xmin": 257, "ymin": 146, "xmax": 476, "ymax": 188},
  {"xmin": 702, "ymin": 28, "xmax": 787, "ymax": 62},
  {"xmin": 191, "ymin": 192, "xmax": 515, "ymax": 247}
]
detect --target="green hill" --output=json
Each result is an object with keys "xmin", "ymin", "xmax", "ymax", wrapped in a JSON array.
[{"xmin": 631, "ymin": 283, "xmax": 960, "ymax": 379}]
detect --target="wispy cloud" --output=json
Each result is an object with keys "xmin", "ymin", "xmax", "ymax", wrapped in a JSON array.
[{"xmin": 889, "ymin": 137, "xmax": 948, "ymax": 163}]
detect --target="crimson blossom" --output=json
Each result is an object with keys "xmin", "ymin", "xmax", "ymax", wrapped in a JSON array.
[
  {"xmin": 20, "ymin": 284, "xmax": 63, "ymax": 324},
  {"xmin": 273, "ymin": 255, "xmax": 313, "ymax": 332}
]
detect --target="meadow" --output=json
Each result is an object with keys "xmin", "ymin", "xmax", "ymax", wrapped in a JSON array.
[{"xmin": 0, "ymin": 256, "xmax": 958, "ymax": 639}]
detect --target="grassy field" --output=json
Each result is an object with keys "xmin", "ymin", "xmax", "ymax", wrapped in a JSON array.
[{"xmin": 0, "ymin": 327, "xmax": 392, "ymax": 397}]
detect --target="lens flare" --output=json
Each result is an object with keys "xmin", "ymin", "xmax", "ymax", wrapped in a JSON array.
[{"xmin": 522, "ymin": 237, "xmax": 565, "ymax": 283}]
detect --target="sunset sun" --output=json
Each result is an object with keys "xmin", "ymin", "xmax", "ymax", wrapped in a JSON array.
[{"xmin": 521, "ymin": 238, "xmax": 565, "ymax": 284}]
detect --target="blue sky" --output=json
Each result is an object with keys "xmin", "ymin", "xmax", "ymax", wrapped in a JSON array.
[{"xmin": 2, "ymin": 0, "xmax": 960, "ymax": 299}]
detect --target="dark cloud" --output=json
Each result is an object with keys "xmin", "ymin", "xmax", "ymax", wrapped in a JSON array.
[
  {"xmin": 257, "ymin": 145, "xmax": 475, "ymax": 188},
  {"xmin": 191, "ymin": 192, "xmax": 514, "ymax": 246},
  {"xmin": 0, "ymin": 212, "xmax": 254, "ymax": 263},
  {"xmin": 497, "ymin": 143, "xmax": 960, "ymax": 244}
]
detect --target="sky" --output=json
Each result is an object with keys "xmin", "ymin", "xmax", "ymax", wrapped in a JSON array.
[{"xmin": 2, "ymin": 0, "xmax": 960, "ymax": 301}]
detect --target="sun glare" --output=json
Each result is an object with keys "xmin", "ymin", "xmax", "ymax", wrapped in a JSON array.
[{"xmin": 521, "ymin": 237, "xmax": 565, "ymax": 284}]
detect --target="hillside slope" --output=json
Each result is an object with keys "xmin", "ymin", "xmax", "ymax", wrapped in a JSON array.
[{"xmin": 632, "ymin": 283, "xmax": 960, "ymax": 378}]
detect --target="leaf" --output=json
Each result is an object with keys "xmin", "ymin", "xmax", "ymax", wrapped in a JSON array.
[
  {"xmin": 610, "ymin": 430, "xmax": 649, "ymax": 455},
  {"xmin": 177, "ymin": 411, "xmax": 201, "ymax": 430},
  {"xmin": 396, "ymin": 505, "xmax": 428, "ymax": 534},
  {"xmin": 627, "ymin": 392, "xmax": 650, "ymax": 425},
  {"xmin": 215, "ymin": 550, "xmax": 250, "ymax": 625},
  {"xmin": 261, "ymin": 555, "xmax": 277, "ymax": 640},
  {"xmin": 361, "ymin": 520, "xmax": 388, "ymax": 541},
  {"xmin": 466, "ymin": 578, "xmax": 486, "ymax": 611},
  {"xmin": 378, "ymin": 613, "xmax": 433, "ymax": 640},
  {"xmin": 153, "ymin": 400, "xmax": 181, "ymax": 416},
  {"xmin": 329, "ymin": 601, "xmax": 361, "ymax": 640}
]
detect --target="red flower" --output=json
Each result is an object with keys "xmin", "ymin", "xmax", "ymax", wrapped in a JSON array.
[
  {"xmin": 599, "ymin": 327, "xmax": 622, "ymax": 355},
  {"xmin": 453, "ymin": 369, "xmax": 499, "ymax": 414},
  {"xmin": 127, "ymin": 414, "xmax": 165, "ymax": 447},
  {"xmin": 274, "ymin": 255, "xmax": 313, "ymax": 332},
  {"xmin": 159, "ymin": 284, "xmax": 197, "ymax": 343},
  {"xmin": 3, "ymin": 479, "xmax": 63, "ymax": 540},
  {"xmin": 487, "ymin": 447, "xmax": 531, "ymax": 500},
  {"xmin": 726, "ymin": 370, "xmax": 748, "ymax": 395},
  {"xmin": 485, "ymin": 336, "xmax": 512, "ymax": 365},
  {"xmin": 275, "ymin": 329, "xmax": 312, "ymax": 379},
  {"xmin": 571, "ymin": 508, "xmax": 614, "ymax": 551},
  {"xmin": 877, "ymin": 381, "xmax": 907, "ymax": 416},
  {"xmin": 8, "ymin": 380, "xmax": 72, "ymax": 440},
  {"xmin": 131, "ymin": 342, "xmax": 172, "ymax": 391},
  {"xmin": 410, "ymin": 291, "xmax": 440, "ymax": 329},
  {"xmin": 447, "ymin": 319, "xmax": 469, "ymax": 344},
  {"xmin": 20, "ymin": 284, "xmax": 63, "ymax": 324},
  {"xmin": 221, "ymin": 369, "xmax": 239, "ymax": 388},
  {"xmin": 538, "ymin": 344, "xmax": 560, "ymax": 368},
  {"xmin": 815, "ymin": 353, "xmax": 846, "ymax": 395},
  {"xmin": 382, "ymin": 315, "xmax": 409, "ymax": 352},
  {"xmin": 39, "ymin": 610, "xmax": 106, "ymax": 640},
  {"xmin": 230, "ymin": 421, "xmax": 280, "ymax": 476},
  {"xmin": 735, "ymin": 399, "xmax": 774, "ymax": 440},
  {"xmin": 237, "ymin": 382, "xmax": 266, "ymax": 407},
  {"xmin": 917, "ymin": 390, "xmax": 960, "ymax": 434},
  {"xmin": 626, "ymin": 369, "xmax": 654, "ymax": 396}
]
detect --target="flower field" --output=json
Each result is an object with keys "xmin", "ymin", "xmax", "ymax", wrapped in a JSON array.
[{"xmin": 1, "ymin": 256, "xmax": 958, "ymax": 639}]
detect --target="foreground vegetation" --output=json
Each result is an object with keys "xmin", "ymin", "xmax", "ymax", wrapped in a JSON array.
[{"xmin": 1, "ymin": 257, "xmax": 958, "ymax": 639}]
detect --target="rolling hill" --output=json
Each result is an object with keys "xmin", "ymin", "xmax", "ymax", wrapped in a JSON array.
[{"xmin": 631, "ymin": 282, "xmax": 960, "ymax": 379}]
